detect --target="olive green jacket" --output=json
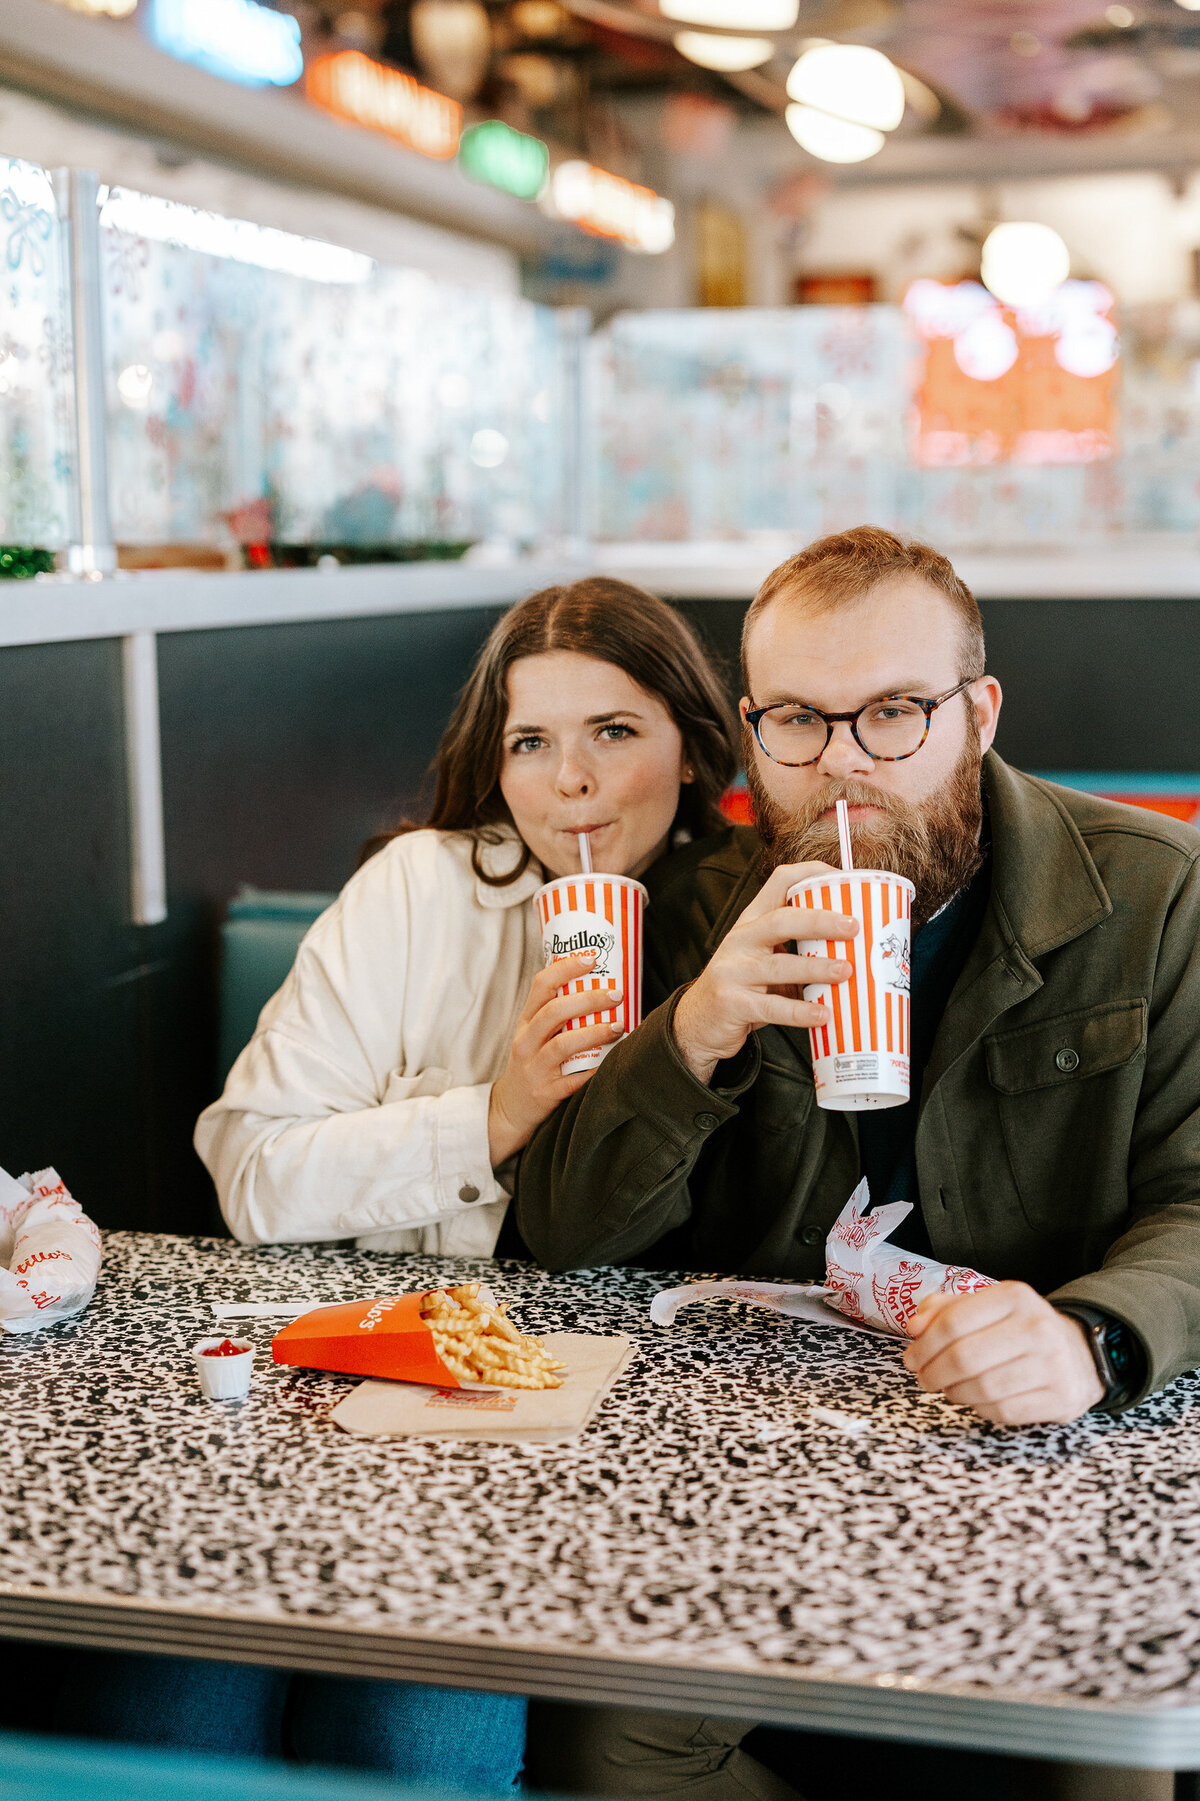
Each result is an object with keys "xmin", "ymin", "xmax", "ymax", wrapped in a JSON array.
[{"xmin": 516, "ymin": 753, "xmax": 1200, "ymax": 1407}]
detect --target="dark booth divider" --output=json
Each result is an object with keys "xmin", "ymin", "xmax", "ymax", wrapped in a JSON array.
[{"xmin": 2, "ymin": 595, "xmax": 1196, "ymax": 1234}]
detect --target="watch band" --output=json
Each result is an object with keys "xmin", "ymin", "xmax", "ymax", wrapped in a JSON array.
[{"xmin": 1054, "ymin": 1303, "xmax": 1143, "ymax": 1412}]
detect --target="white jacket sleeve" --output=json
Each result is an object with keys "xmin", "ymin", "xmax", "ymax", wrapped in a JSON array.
[{"xmin": 194, "ymin": 843, "xmax": 509, "ymax": 1247}]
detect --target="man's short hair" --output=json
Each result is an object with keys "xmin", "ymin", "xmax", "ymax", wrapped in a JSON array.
[{"xmin": 742, "ymin": 526, "xmax": 986, "ymax": 689}]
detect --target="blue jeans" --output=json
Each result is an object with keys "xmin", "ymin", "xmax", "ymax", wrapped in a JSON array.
[{"xmin": 54, "ymin": 1651, "xmax": 526, "ymax": 1791}]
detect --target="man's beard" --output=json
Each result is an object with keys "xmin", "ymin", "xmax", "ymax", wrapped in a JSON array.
[{"xmin": 747, "ymin": 734, "xmax": 985, "ymax": 928}]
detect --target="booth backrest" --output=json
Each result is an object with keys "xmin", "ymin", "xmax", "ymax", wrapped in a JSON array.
[{"xmin": 218, "ymin": 889, "xmax": 336, "ymax": 1083}]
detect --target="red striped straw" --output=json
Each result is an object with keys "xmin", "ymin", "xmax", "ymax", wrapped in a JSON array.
[
  {"xmin": 577, "ymin": 832, "xmax": 593, "ymax": 875},
  {"xmin": 835, "ymin": 798, "xmax": 854, "ymax": 873}
]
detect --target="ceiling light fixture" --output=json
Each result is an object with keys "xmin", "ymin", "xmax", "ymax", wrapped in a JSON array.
[
  {"xmin": 659, "ymin": 0, "xmax": 799, "ymax": 29},
  {"xmin": 980, "ymin": 222, "xmax": 1070, "ymax": 307},
  {"xmin": 784, "ymin": 43, "xmax": 904, "ymax": 163},
  {"xmin": 785, "ymin": 107, "xmax": 884, "ymax": 163},
  {"xmin": 674, "ymin": 30, "xmax": 773, "ymax": 71},
  {"xmin": 787, "ymin": 43, "xmax": 905, "ymax": 131}
]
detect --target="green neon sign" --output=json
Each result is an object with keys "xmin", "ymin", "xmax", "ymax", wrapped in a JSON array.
[{"xmin": 458, "ymin": 121, "xmax": 549, "ymax": 201}]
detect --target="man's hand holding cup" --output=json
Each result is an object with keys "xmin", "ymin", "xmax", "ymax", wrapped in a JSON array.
[{"xmin": 672, "ymin": 863, "xmax": 858, "ymax": 1086}]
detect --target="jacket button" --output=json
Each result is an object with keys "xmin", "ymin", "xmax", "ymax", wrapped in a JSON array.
[
  {"xmin": 1055, "ymin": 1048, "xmax": 1080, "ymax": 1073},
  {"xmin": 458, "ymin": 1183, "xmax": 481, "ymax": 1203},
  {"xmin": 694, "ymin": 1111, "xmax": 720, "ymax": 1131},
  {"xmin": 801, "ymin": 1226, "xmax": 822, "ymax": 1246}
]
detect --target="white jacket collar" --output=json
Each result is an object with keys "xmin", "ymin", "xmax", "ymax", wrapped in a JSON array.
[{"xmin": 472, "ymin": 829, "xmax": 545, "ymax": 910}]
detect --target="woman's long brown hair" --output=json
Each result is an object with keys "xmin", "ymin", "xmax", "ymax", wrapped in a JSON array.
[{"xmin": 365, "ymin": 577, "xmax": 740, "ymax": 885}]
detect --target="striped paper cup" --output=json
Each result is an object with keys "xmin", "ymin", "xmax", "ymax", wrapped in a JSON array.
[
  {"xmin": 533, "ymin": 874, "xmax": 648, "ymax": 1075},
  {"xmin": 786, "ymin": 870, "xmax": 914, "ymax": 1111}
]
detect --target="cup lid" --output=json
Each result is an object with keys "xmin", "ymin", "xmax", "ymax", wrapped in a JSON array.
[
  {"xmin": 786, "ymin": 868, "xmax": 915, "ymax": 896},
  {"xmin": 533, "ymin": 872, "xmax": 650, "ymax": 904}
]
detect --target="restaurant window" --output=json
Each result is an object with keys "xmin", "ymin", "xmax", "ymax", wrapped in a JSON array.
[
  {"xmin": 0, "ymin": 158, "xmax": 75, "ymax": 562},
  {"xmin": 97, "ymin": 185, "xmax": 572, "ymax": 565}
]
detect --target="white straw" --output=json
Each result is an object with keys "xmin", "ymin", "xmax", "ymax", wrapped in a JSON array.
[
  {"xmin": 835, "ymin": 798, "xmax": 854, "ymax": 873},
  {"xmin": 577, "ymin": 831, "xmax": 593, "ymax": 875}
]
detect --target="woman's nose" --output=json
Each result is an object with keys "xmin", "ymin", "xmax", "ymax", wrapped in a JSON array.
[
  {"xmin": 555, "ymin": 749, "xmax": 593, "ymax": 796},
  {"xmin": 817, "ymin": 721, "xmax": 873, "ymax": 780}
]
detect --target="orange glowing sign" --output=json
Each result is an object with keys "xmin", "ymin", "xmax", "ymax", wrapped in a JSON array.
[
  {"xmin": 904, "ymin": 278, "xmax": 1119, "ymax": 467},
  {"xmin": 306, "ymin": 51, "xmax": 462, "ymax": 161}
]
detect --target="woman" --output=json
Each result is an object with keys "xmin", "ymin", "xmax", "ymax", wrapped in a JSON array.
[
  {"xmin": 58, "ymin": 578, "xmax": 737, "ymax": 1785},
  {"xmin": 195, "ymin": 575, "xmax": 738, "ymax": 1261}
]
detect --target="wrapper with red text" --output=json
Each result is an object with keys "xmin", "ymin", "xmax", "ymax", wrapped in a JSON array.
[
  {"xmin": 0, "ymin": 1166, "xmax": 103, "ymax": 1334},
  {"xmin": 823, "ymin": 1178, "xmax": 996, "ymax": 1336}
]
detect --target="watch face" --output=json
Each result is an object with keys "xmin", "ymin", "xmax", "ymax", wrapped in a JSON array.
[{"xmin": 1103, "ymin": 1321, "xmax": 1134, "ymax": 1380}]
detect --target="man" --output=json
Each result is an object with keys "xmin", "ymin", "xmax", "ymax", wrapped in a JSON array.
[
  {"xmin": 519, "ymin": 523, "xmax": 1200, "ymax": 1419},
  {"xmin": 516, "ymin": 525, "xmax": 1200, "ymax": 1799}
]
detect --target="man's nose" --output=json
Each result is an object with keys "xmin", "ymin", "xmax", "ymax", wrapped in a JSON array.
[{"xmin": 816, "ymin": 721, "xmax": 874, "ymax": 780}]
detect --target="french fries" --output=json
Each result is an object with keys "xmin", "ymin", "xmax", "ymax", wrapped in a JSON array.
[{"xmin": 419, "ymin": 1283, "xmax": 565, "ymax": 1390}]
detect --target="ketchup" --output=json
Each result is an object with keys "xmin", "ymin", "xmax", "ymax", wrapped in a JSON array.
[{"xmin": 202, "ymin": 1338, "xmax": 246, "ymax": 1358}]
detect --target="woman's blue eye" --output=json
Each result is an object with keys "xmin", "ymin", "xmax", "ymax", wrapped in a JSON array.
[
  {"xmin": 510, "ymin": 735, "xmax": 545, "ymax": 754},
  {"xmin": 600, "ymin": 723, "xmax": 633, "ymax": 740}
]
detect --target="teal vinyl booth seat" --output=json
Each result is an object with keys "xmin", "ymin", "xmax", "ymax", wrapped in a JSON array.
[
  {"xmin": 0, "ymin": 1728, "xmax": 469, "ymax": 1801},
  {"xmin": 218, "ymin": 888, "xmax": 336, "ymax": 1084}
]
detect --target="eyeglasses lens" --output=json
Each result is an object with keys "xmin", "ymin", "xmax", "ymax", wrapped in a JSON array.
[{"xmin": 759, "ymin": 699, "xmax": 928, "ymax": 763}]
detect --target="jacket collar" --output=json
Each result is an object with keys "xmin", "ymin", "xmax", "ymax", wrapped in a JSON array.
[
  {"xmin": 470, "ymin": 828, "xmax": 545, "ymax": 910},
  {"xmin": 981, "ymin": 750, "xmax": 1110, "ymax": 959},
  {"xmin": 922, "ymin": 752, "xmax": 1110, "ymax": 1096}
]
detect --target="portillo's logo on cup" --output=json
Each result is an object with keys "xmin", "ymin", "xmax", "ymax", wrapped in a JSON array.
[
  {"xmin": 787, "ymin": 870, "xmax": 914, "ymax": 1111},
  {"xmin": 548, "ymin": 922, "xmax": 616, "ymax": 974},
  {"xmin": 534, "ymin": 875, "xmax": 648, "ymax": 1075}
]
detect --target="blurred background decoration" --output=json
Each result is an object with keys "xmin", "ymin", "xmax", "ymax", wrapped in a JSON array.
[{"xmin": 12, "ymin": 1, "xmax": 1200, "ymax": 563}]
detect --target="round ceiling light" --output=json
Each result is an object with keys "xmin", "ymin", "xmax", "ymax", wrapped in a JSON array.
[
  {"xmin": 785, "ymin": 104, "xmax": 885, "ymax": 163},
  {"xmin": 786, "ymin": 43, "xmax": 906, "ymax": 132},
  {"xmin": 980, "ymin": 222, "xmax": 1070, "ymax": 307},
  {"xmin": 674, "ymin": 30, "xmax": 773, "ymax": 70},
  {"xmin": 659, "ymin": 0, "xmax": 799, "ymax": 28}
]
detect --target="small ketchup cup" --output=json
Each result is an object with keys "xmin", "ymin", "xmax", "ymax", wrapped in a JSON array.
[{"xmin": 192, "ymin": 1335, "xmax": 255, "ymax": 1400}]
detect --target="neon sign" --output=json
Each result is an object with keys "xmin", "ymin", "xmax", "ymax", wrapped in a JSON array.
[
  {"xmin": 306, "ymin": 51, "xmax": 462, "ymax": 161},
  {"xmin": 544, "ymin": 161, "xmax": 675, "ymax": 254},
  {"xmin": 148, "ymin": 0, "xmax": 303, "ymax": 87},
  {"xmin": 458, "ymin": 121, "xmax": 548, "ymax": 201}
]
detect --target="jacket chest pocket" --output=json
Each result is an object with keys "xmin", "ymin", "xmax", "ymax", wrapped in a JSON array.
[{"xmin": 984, "ymin": 999, "xmax": 1146, "ymax": 1230}]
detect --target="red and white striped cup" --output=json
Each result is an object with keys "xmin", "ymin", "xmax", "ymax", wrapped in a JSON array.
[
  {"xmin": 533, "ymin": 873, "xmax": 648, "ymax": 1075},
  {"xmin": 786, "ymin": 870, "xmax": 914, "ymax": 1111}
]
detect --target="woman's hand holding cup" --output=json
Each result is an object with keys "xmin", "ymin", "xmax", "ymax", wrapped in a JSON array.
[
  {"xmin": 671, "ymin": 862, "xmax": 858, "ymax": 1086},
  {"xmin": 488, "ymin": 951, "xmax": 624, "ymax": 1167}
]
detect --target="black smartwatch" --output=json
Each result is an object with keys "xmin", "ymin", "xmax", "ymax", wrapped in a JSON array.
[{"xmin": 1054, "ymin": 1303, "xmax": 1144, "ymax": 1413}]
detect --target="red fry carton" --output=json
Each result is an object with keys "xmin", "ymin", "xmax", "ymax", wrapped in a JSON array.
[{"xmin": 271, "ymin": 1293, "xmax": 464, "ymax": 1387}]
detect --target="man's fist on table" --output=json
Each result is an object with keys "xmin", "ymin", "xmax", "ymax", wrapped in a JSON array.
[{"xmin": 902, "ymin": 1281, "xmax": 1104, "ymax": 1425}]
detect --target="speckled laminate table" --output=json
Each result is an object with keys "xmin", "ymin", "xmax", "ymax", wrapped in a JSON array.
[{"xmin": 5, "ymin": 1233, "xmax": 1200, "ymax": 1782}]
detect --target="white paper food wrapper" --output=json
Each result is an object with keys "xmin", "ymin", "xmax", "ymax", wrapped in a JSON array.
[
  {"xmin": 0, "ymin": 1166, "xmax": 102, "ymax": 1334},
  {"xmin": 651, "ymin": 1180, "xmax": 995, "ymax": 1341},
  {"xmin": 650, "ymin": 1279, "xmax": 876, "ymax": 1333},
  {"xmin": 824, "ymin": 1178, "xmax": 994, "ymax": 1335}
]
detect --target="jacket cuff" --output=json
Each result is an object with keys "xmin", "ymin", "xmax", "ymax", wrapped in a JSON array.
[
  {"xmin": 1048, "ymin": 1273, "xmax": 1163, "ymax": 1411},
  {"xmin": 646, "ymin": 988, "xmax": 762, "ymax": 1138},
  {"xmin": 429, "ymin": 1081, "xmax": 507, "ymax": 1213}
]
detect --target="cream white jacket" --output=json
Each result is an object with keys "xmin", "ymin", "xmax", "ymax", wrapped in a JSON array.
[{"xmin": 195, "ymin": 828, "xmax": 546, "ymax": 1256}]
